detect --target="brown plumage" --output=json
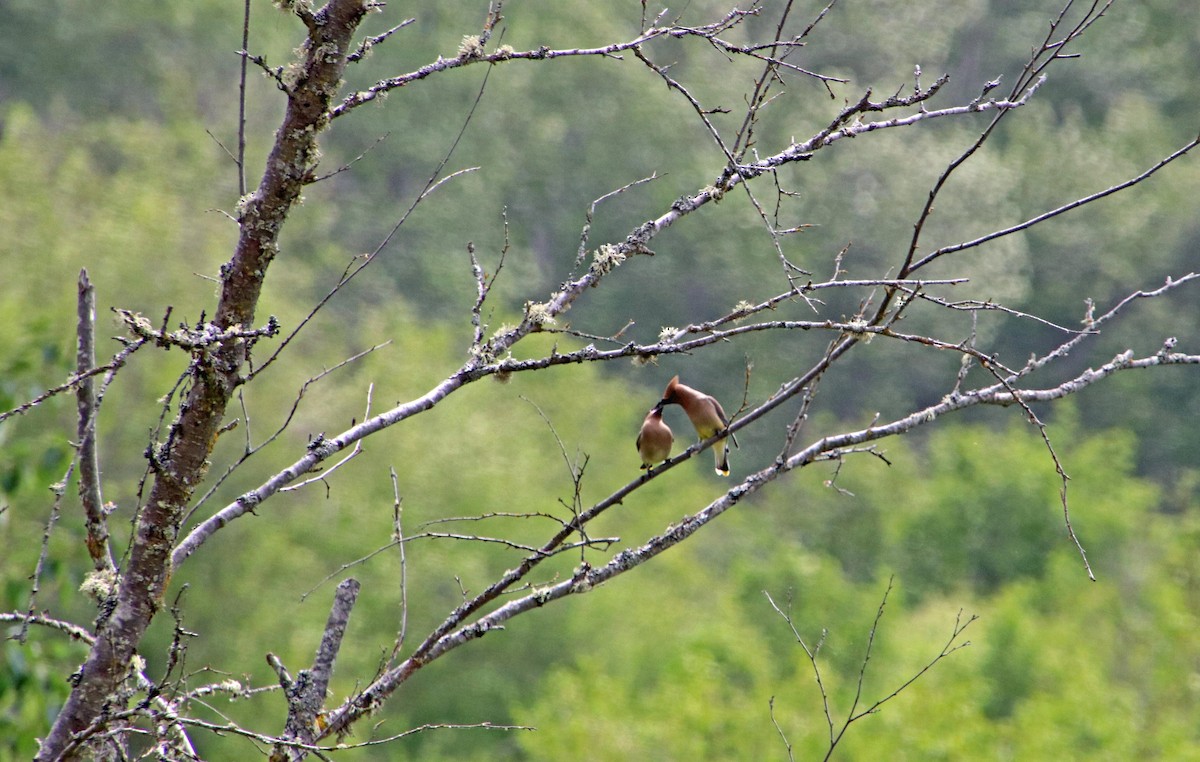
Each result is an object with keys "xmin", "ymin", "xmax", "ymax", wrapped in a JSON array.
[
  {"xmin": 659, "ymin": 375, "xmax": 735, "ymax": 476},
  {"xmin": 636, "ymin": 405, "xmax": 673, "ymax": 471}
]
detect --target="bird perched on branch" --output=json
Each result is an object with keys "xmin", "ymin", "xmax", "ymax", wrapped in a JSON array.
[
  {"xmin": 636, "ymin": 405, "xmax": 673, "ymax": 471},
  {"xmin": 658, "ymin": 375, "xmax": 736, "ymax": 476}
]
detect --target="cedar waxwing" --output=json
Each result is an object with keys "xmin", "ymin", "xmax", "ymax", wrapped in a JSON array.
[
  {"xmin": 659, "ymin": 375, "xmax": 735, "ymax": 476},
  {"xmin": 637, "ymin": 404, "xmax": 673, "ymax": 471}
]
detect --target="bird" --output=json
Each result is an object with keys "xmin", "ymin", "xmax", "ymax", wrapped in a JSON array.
[
  {"xmin": 658, "ymin": 375, "xmax": 736, "ymax": 476},
  {"xmin": 636, "ymin": 404, "xmax": 673, "ymax": 471}
]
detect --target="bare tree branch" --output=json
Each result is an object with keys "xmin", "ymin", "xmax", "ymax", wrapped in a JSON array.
[
  {"xmin": 272, "ymin": 578, "xmax": 360, "ymax": 761},
  {"xmin": 22, "ymin": 1, "xmax": 1198, "ymax": 755},
  {"xmin": 910, "ymin": 132, "xmax": 1200, "ymax": 271},
  {"xmin": 330, "ymin": 5, "xmax": 813, "ymax": 118},
  {"xmin": 75, "ymin": 270, "xmax": 114, "ymax": 573},
  {"xmin": 768, "ymin": 579, "xmax": 976, "ymax": 761},
  {"xmin": 37, "ymin": 2, "xmax": 377, "ymax": 757}
]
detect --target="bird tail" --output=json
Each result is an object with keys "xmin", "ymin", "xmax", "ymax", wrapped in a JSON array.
[{"xmin": 714, "ymin": 440, "xmax": 730, "ymax": 477}]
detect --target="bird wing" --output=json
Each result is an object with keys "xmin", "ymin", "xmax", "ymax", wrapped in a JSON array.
[{"xmin": 709, "ymin": 396, "xmax": 739, "ymax": 448}]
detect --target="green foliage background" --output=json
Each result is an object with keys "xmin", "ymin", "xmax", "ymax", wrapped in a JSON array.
[{"xmin": 2, "ymin": 1, "xmax": 1198, "ymax": 759}]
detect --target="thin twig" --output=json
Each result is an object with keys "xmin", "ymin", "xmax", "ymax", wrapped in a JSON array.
[
  {"xmin": 20, "ymin": 461, "xmax": 75, "ymax": 643},
  {"xmin": 909, "ymin": 132, "xmax": 1200, "ymax": 271},
  {"xmin": 238, "ymin": 0, "xmax": 250, "ymax": 196},
  {"xmin": 0, "ymin": 339, "xmax": 148, "ymax": 426},
  {"xmin": 769, "ymin": 696, "xmax": 797, "ymax": 762},
  {"xmin": 347, "ymin": 17, "xmax": 416, "ymax": 62},
  {"xmin": 390, "ymin": 468, "xmax": 408, "ymax": 662},
  {"xmin": 186, "ymin": 345, "xmax": 388, "ymax": 525}
]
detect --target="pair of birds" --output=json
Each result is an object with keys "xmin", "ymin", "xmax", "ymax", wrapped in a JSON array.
[{"xmin": 637, "ymin": 375, "xmax": 736, "ymax": 476}]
